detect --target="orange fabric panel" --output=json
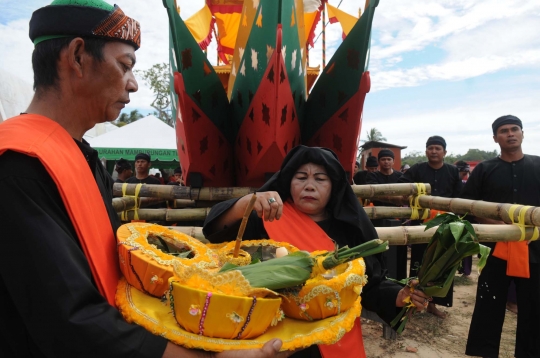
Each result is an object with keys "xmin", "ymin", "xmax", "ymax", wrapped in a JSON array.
[
  {"xmin": 184, "ymin": 4, "xmax": 215, "ymax": 49},
  {"xmin": 326, "ymin": 3, "xmax": 358, "ymax": 36},
  {"xmin": 0, "ymin": 115, "xmax": 120, "ymax": 306},
  {"xmin": 493, "ymin": 242, "xmax": 530, "ymax": 278}
]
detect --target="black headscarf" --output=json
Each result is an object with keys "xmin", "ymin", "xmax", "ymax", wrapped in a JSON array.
[{"xmin": 258, "ymin": 145, "xmax": 378, "ymax": 242}]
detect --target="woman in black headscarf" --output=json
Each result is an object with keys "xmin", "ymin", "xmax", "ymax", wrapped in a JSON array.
[{"xmin": 203, "ymin": 146, "xmax": 427, "ymax": 358}]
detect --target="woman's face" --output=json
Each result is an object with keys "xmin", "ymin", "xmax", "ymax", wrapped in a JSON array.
[{"xmin": 290, "ymin": 163, "xmax": 332, "ymax": 219}]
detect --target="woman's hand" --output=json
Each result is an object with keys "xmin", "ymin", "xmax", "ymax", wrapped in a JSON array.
[
  {"xmin": 247, "ymin": 191, "xmax": 283, "ymax": 222},
  {"xmin": 395, "ymin": 279, "xmax": 431, "ymax": 312}
]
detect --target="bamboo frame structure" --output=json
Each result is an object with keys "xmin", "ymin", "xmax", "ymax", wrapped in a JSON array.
[
  {"xmin": 112, "ymin": 197, "xmax": 167, "ymax": 212},
  {"xmin": 117, "ymin": 206, "xmax": 429, "ymax": 221},
  {"xmin": 170, "ymin": 224, "xmax": 537, "ymax": 245},
  {"xmin": 113, "ymin": 183, "xmax": 431, "ymax": 201},
  {"xmin": 379, "ymin": 194, "xmax": 540, "ymax": 227}
]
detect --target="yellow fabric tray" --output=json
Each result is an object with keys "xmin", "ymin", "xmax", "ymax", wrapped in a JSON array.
[{"xmin": 116, "ymin": 278, "xmax": 361, "ymax": 352}]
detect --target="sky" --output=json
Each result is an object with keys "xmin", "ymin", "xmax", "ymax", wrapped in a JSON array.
[{"xmin": 1, "ymin": 0, "xmax": 539, "ymax": 157}]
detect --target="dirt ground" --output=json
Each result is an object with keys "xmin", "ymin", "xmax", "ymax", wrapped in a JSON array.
[{"xmin": 362, "ymin": 256, "xmax": 518, "ymax": 358}]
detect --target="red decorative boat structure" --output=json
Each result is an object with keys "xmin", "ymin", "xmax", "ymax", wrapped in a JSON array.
[{"xmin": 163, "ymin": 0, "xmax": 378, "ymax": 187}]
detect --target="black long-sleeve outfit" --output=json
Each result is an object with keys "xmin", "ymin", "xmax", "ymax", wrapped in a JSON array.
[
  {"xmin": 0, "ymin": 143, "xmax": 167, "ymax": 357},
  {"xmin": 461, "ymin": 155, "xmax": 540, "ymax": 358},
  {"xmin": 398, "ymin": 161, "xmax": 462, "ymax": 307}
]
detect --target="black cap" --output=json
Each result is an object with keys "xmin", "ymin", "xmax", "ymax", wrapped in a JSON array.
[
  {"xmin": 174, "ymin": 167, "xmax": 182, "ymax": 174},
  {"xmin": 355, "ymin": 160, "xmax": 360, "ymax": 167},
  {"xmin": 135, "ymin": 153, "xmax": 150, "ymax": 162},
  {"xmin": 455, "ymin": 160, "xmax": 470, "ymax": 172},
  {"xmin": 115, "ymin": 159, "xmax": 131, "ymax": 173},
  {"xmin": 492, "ymin": 115, "xmax": 522, "ymax": 135},
  {"xmin": 366, "ymin": 156, "xmax": 378, "ymax": 168},
  {"xmin": 426, "ymin": 135, "xmax": 446, "ymax": 150},
  {"xmin": 378, "ymin": 149, "xmax": 394, "ymax": 160}
]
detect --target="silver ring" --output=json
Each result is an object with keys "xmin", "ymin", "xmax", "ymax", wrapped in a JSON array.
[{"xmin": 268, "ymin": 197, "xmax": 277, "ymax": 204}]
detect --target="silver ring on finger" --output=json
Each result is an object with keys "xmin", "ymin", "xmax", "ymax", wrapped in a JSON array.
[{"xmin": 268, "ymin": 197, "xmax": 277, "ymax": 204}]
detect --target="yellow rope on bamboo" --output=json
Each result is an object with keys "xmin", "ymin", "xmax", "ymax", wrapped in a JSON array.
[
  {"xmin": 121, "ymin": 183, "xmax": 143, "ymax": 221},
  {"xmin": 409, "ymin": 183, "xmax": 428, "ymax": 220},
  {"xmin": 508, "ymin": 205, "xmax": 540, "ymax": 242}
]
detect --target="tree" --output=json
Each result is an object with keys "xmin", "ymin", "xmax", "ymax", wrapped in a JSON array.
[
  {"xmin": 357, "ymin": 127, "xmax": 387, "ymax": 159},
  {"xmin": 363, "ymin": 127, "xmax": 387, "ymax": 143},
  {"xmin": 136, "ymin": 63, "xmax": 173, "ymax": 127},
  {"xmin": 114, "ymin": 109, "xmax": 143, "ymax": 126}
]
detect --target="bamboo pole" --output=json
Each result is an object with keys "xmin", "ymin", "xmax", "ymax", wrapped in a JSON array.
[
  {"xmin": 379, "ymin": 195, "xmax": 540, "ymax": 227},
  {"xmin": 113, "ymin": 184, "xmax": 256, "ymax": 201},
  {"xmin": 119, "ymin": 208, "xmax": 211, "ymax": 222},
  {"xmin": 111, "ymin": 197, "xmax": 167, "ymax": 212},
  {"xmin": 113, "ymin": 183, "xmax": 430, "ymax": 201},
  {"xmin": 169, "ymin": 224, "xmax": 537, "ymax": 245},
  {"xmin": 117, "ymin": 206, "xmax": 429, "ymax": 221},
  {"xmin": 351, "ymin": 183, "xmax": 431, "ymax": 197}
]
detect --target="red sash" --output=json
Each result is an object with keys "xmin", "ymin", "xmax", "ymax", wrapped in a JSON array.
[
  {"xmin": 0, "ymin": 114, "xmax": 120, "ymax": 306},
  {"xmin": 264, "ymin": 202, "xmax": 366, "ymax": 358}
]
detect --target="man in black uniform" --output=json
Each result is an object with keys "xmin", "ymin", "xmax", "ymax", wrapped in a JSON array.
[
  {"xmin": 114, "ymin": 158, "xmax": 133, "ymax": 183},
  {"xmin": 0, "ymin": 1, "xmax": 289, "ymax": 357},
  {"xmin": 353, "ymin": 155, "xmax": 378, "ymax": 185},
  {"xmin": 366, "ymin": 149, "xmax": 406, "ymax": 280},
  {"xmin": 126, "ymin": 153, "xmax": 161, "ymax": 185},
  {"xmin": 462, "ymin": 115, "xmax": 540, "ymax": 358},
  {"xmin": 399, "ymin": 135, "xmax": 462, "ymax": 317}
]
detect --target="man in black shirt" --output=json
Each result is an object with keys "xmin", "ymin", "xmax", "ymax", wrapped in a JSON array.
[
  {"xmin": 127, "ymin": 153, "xmax": 162, "ymax": 185},
  {"xmin": 367, "ymin": 149, "xmax": 406, "ymax": 280},
  {"xmin": 366, "ymin": 149, "xmax": 402, "ymax": 191},
  {"xmin": 115, "ymin": 158, "xmax": 133, "ymax": 183},
  {"xmin": 0, "ymin": 1, "xmax": 288, "ymax": 357},
  {"xmin": 353, "ymin": 155, "xmax": 378, "ymax": 185},
  {"xmin": 462, "ymin": 115, "xmax": 540, "ymax": 358},
  {"xmin": 399, "ymin": 135, "xmax": 462, "ymax": 318}
]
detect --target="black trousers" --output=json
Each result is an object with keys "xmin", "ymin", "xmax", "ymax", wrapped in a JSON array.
[
  {"xmin": 465, "ymin": 256, "xmax": 540, "ymax": 358},
  {"xmin": 409, "ymin": 243, "xmax": 453, "ymax": 307}
]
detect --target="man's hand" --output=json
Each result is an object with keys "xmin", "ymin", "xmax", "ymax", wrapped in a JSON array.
[
  {"xmin": 395, "ymin": 279, "xmax": 431, "ymax": 312},
  {"xmin": 217, "ymin": 339, "xmax": 296, "ymax": 358}
]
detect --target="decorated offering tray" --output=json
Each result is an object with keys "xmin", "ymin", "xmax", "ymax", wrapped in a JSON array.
[
  {"xmin": 116, "ymin": 278, "xmax": 361, "ymax": 352},
  {"xmin": 117, "ymin": 223, "xmax": 219, "ymax": 297},
  {"xmin": 281, "ymin": 258, "xmax": 366, "ymax": 321}
]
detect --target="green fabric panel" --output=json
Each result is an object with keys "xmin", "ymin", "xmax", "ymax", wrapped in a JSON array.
[
  {"xmin": 50, "ymin": 0, "xmax": 114, "ymax": 11},
  {"xmin": 302, "ymin": 0, "xmax": 379, "ymax": 140},
  {"xmin": 164, "ymin": 0, "xmax": 233, "ymax": 143},
  {"xmin": 94, "ymin": 147, "xmax": 179, "ymax": 162},
  {"xmin": 280, "ymin": 0, "xmax": 306, "ymax": 121},
  {"xmin": 229, "ymin": 0, "xmax": 279, "ymax": 129}
]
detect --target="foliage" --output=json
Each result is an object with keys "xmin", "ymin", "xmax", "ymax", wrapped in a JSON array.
[
  {"xmin": 135, "ymin": 63, "xmax": 173, "ymax": 127},
  {"xmin": 357, "ymin": 127, "xmax": 387, "ymax": 159},
  {"xmin": 114, "ymin": 109, "xmax": 144, "ymax": 126},
  {"xmin": 389, "ymin": 213, "xmax": 490, "ymax": 334}
]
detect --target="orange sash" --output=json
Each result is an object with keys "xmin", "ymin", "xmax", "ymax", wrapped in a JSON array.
[
  {"xmin": 264, "ymin": 202, "xmax": 366, "ymax": 358},
  {"xmin": 493, "ymin": 242, "xmax": 529, "ymax": 278},
  {"xmin": 0, "ymin": 114, "xmax": 120, "ymax": 306}
]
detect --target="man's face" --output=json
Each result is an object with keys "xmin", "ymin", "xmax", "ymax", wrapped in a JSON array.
[
  {"xmin": 366, "ymin": 166, "xmax": 378, "ymax": 173},
  {"xmin": 425, "ymin": 145, "xmax": 446, "ymax": 165},
  {"xmin": 379, "ymin": 157, "xmax": 394, "ymax": 170},
  {"xmin": 354, "ymin": 164, "xmax": 359, "ymax": 173},
  {"xmin": 83, "ymin": 41, "xmax": 138, "ymax": 122},
  {"xmin": 135, "ymin": 159, "xmax": 150, "ymax": 176},
  {"xmin": 494, "ymin": 124, "xmax": 524, "ymax": 151}
]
